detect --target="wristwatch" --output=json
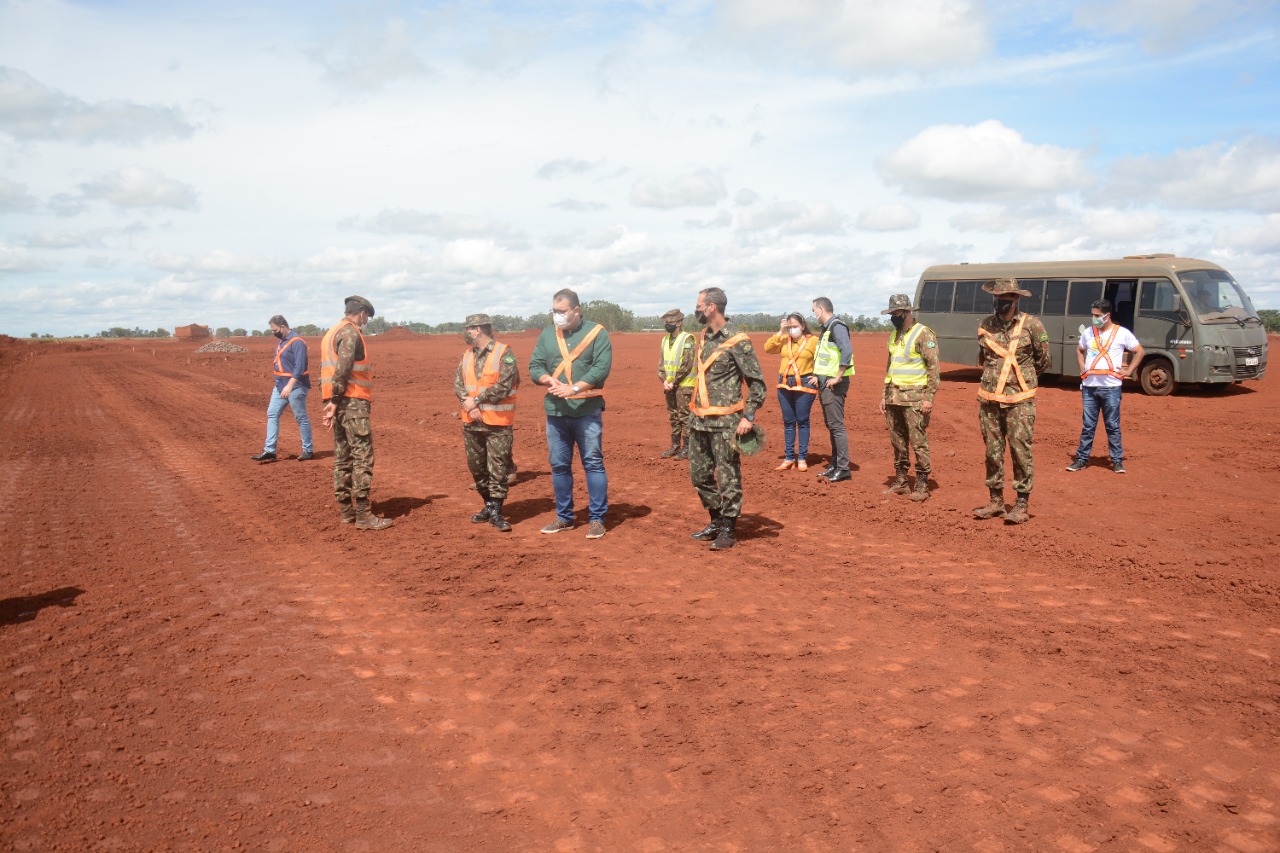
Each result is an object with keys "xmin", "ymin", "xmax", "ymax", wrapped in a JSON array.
[{"xmin": 572, "ymin": 383, "xmax": 581, "ymax": 394}]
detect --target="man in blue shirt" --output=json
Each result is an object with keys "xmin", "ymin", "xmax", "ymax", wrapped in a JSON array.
[{"xmin": 252, "ymin": 314, "xmax": 315, "ymax": 462}]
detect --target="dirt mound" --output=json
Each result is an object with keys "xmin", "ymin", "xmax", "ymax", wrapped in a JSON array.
[{"xmin": 194, "ymin": 340, "xmax": 248, "ymax": 353}]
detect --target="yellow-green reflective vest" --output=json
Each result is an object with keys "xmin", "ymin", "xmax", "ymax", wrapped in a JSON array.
[
  {"xmin": 885, "ymin": 323, "xmax": 929, "ymax": 387},
  {"xmin": 660, "ymin": 332, "xmax": 696, "ymax": 387},
  {"xmin": 813, "ymin": 322, "xmax": 854, "ymax": 378}
]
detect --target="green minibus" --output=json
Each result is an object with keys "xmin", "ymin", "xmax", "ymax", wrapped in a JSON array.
[{"xmin": 913, "ymin": 254, "xmax": 1268, "ymax": 395}]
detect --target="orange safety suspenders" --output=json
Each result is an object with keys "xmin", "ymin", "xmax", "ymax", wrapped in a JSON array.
[
  {"xmin": 977, "ymin": 315, "xmax": 1035, "ymax": 403},
  {"xmin": 777, "ymin": 336, "xmax": 817, "ymax": 394},
  {"xmin": 273, "ymin": 336, "xmax": 308, "ymax": 379},
  {"xmin": 550, "ymin": 324, "xmax": 604, "ymax": 398},
  {"xmin": 1083, "ymin": 326, "xmax": 1122, "ymax": 379},
  {"xmin": 691, "ymin": 332, "xmax": 750, "ymax": 416}
]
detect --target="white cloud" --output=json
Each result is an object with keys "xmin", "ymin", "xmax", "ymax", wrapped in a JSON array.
[
  {"xmin": 736, "ymin": 200, "xmax": 848, "ymax": 235},
  {"xmin": 0, "ymin": 242, "xmax": 48, "ymax": 273},
  {"xmin": 310, "ymin": 15, "xmax": 433, "ymax": 92},
  {"xmin": 879, "ymin": 120, "xmax": 1092, "ymax": 202},
  {"xmin": 630, "ymin": 169, "xmax": 727, "ymax": 209},
  {"xmin": 685, "ymin": 209, "xmax": 734, "ymax": 229},
  {"xmin": 1216, "ymin": 214, "xmax": 1280, "ymax": 255},
  {"xmin": 0, "ymin": 177, "xmax": 37, "ymax": 212},
  {"xmin": 857, "ymin": 203, "xmax": 920, "ymax": 232},
  {"xmin": 537, "ymin": 158, "xmax": 601, "ymax": 180},
  {"xmin": 78, "ymin": 167, "xmax": 199, "ymax": 211},
  {"xmin": 23, "ymin": 229, "xmax": 106, "ymax": 249},
  {"xmin": 1100, "ymin": 136, "xmax": 1280, "ymax": 213},
  {"xmin": 735, "ymin": 188, "xmax": 760, "ymax": 206},
  {"xmin": 341, "ymin": 208, "xmax": 513, "ymax": 239},
  {"xmin": 1073, "ymin": 0, "xmax": 1270, "ymax": 52},
  {"xmin": 717, "ymin": 0, "xmax": 989, "ymax": 73},
  {"xmin": 552, "ymin": 199, "xmax": 609, "ymax": 213},
  {"xmin": 145, "ymin": 249, "xmax": 287, "ymax": 277},
  {"xmin": 0, "ymin": 66, "xmax": 195, "ymax": 144}
]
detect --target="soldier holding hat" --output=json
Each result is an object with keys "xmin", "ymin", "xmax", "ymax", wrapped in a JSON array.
[
  {"xmin": 687, "ymin": 287, "xmax": 767, "ymax": 551},
  {"xmin": 879, "ymin": 294, "xmax": 940, "ymax": 501},
  {"xmin": 455, "ymin": 313, "xmax": 521, "ymax": 532},
  {"xmin": 321, "ymin": 295, "xmax": 392, "ymax": 530},
  {"xmin": 972, "ymin": 278, "xmax": 1052, "ymax": 524},
  {"xmin": 657, "ymin": 308, "xmax": 696, "ymax": 459}
]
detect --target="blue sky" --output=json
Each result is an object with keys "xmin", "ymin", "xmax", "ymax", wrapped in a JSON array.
[{"xmin": 1, "ymin": 0, "xmax": 1277, "ymax": 336}]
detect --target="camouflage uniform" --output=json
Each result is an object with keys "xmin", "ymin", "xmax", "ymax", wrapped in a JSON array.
[
  {"xmin": 659, "ymin": 329, "xmax": 696, "ymax": 452},
  {"xmin": 327, "ymin": 323, "xmax": 375, "ymax": 504},
  {"xmin": 976, "ymin": 312, "xmax": 1052, "ymax": 494},
  {"xmin": 883, "ymin": 324, "xmax": 940, "ymax": 477},
  {"xmin": 688, "ymin": 324, "xmax": 767, "ymax": 519},
  {"xmin": 454, "ymin": 339, "xmax": 520, "ymax": 500}
]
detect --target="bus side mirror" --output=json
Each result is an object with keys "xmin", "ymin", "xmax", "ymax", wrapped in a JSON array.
[{"xmin": 1170, "ymin": 294, "xmax": 1182, "ymax": 313}]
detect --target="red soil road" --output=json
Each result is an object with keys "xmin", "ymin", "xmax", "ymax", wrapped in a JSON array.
[{"xmin": 2, "ymin": 330, "xmax": 1279, "ymax": 852}]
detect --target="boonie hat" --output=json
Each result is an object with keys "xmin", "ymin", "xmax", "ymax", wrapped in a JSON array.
[
  {"xmin": 981, "ymin": 278, "xmax": 1032, "ymax": 297},
  {"xmin": 733, "ymin": 424, "xmax": 766, "ymax": 457},
  {"xmin": 345, "ymin": 295, "xmax": 376, "ymax": 317},
  {"xmin": 465, "ymin": 313, "xmax": 492, "ymax": 327},
  {"xmin": 881, "ymin": 294, "xmax": 916, "ymax": 314},
  {"xmin": 661, "ymin": 308, "xmax": 685, "ymax": 323}
]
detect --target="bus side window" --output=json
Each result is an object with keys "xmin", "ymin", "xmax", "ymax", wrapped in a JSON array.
[
  {"xmin": 1043, "ymin": 279, "xmax": 1068, "ymax": 315},
  {"xmin": 1019, "ymin": 279, "xmax": 1044, "ymax": 315},
  {"xmin": 921, "ymin": 280, "xmax": 955, "ymax": 313},
  {"xmin": 1139, "ymin": 278, "xmax": 1180, "ymax": 315},
  {"xmin": 954, "ymin": 280, "xmax": 979, "ymax": 313},
  {"xmin": 1068, "ymin": 280, "xmax": 1103, "ymax": 316}
]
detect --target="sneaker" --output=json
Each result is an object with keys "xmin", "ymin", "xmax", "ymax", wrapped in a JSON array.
[
  {"xmin": 1112, "ymin": 460, "xmax": 1126, "ymax": 474},
  {"xmin": 585, "ymin": 520, "xmax": 606, "ymax": 539},
  {"xmin": 1065, "ymin": 459, "xmax": 1087, "ymax": 472},
  {"xmin": 540, "ymin": 518, "xmax": 574, "ymax": 534},
  {"xmin": 297, "ymin": 451, "xmax": 314, "ymax": 461}
]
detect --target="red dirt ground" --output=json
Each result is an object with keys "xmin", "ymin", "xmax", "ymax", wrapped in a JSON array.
[{"xmin": 3, "ymin": 329, "xmax": 1279, "ymax": 852}]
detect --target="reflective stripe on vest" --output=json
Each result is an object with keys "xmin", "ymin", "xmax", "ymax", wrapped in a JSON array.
[
  {"xmin": 884, "ymin": 323, "xmax": 928, "ymax": 387},
  {"xmin": 320, "ymin": 319, "xmax": 373, "ymax": 401},
  {"xmin": 777, "ymin": 335, "xmax": 818, "ymax": 394},
  {"xmin": 461, "ymin": 342, "xmax": 517, "ymax": 426},
  {"xmin": 551, "ymin": 324, "xmax": 604, "ymax": 398},
  {"xmin": 977, "ymin": 315, "xmax": 1034, "ymax": 403},
  {"xmin": 1083, "ymin": 325, "xmax": 1122, "ymax": 379},
  {"xmin": 660, "ymin": 332, "xmax": 696, "ymax": 387},
  {"xmin": 691, "ymin": 331, "xmax": 750, "ymax": 417},
  {"xmin": 273, "ymin": 335, "xmax": 309, "ymax": 379},
  {"xmin": 813, "ymin": 322, "xmax": 854, "ymax": 378}
]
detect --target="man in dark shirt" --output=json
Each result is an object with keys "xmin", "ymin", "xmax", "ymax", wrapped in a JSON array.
[{"xmin": 252, "ymin": 314, "xmax": 314, "ymax": 463}]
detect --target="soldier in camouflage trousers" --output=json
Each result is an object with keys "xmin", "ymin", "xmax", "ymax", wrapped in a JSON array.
[
  {"xmin": 321, "ymin": 295, "xmax": 392, "ymax": 530},
  {"xmin": 455, "ymin": 314, "xmax": 520, "ymax": 532},
  {"xmin": 972, "ymin": 278, "xmax": 1052, "ymax": 525},
  {"xmin": 878, "ymin": 294, "xmax": 940, "ymax": 501},
  {"xmin": 687, "ymin": 287, "xmax": 767, "ymax": 551}
]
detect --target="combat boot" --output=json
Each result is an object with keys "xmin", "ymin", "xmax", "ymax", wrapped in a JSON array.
[
  {"xmin": 1003, "ymin": 494, "xmax": 1030, "ymax": 525},
  {"xmin": 691, "ymin": 514, "xmax": 722, "ymax": 541},
  {"xmin": 470, "ymin": 499, "xmax": 493, "ymax": 523},
  {"xmin": 883, "ymin": 468, "xmax": 910, "ymax": 495},
  {"xmin": 709, "ymin": 517, "xmax": 737, "ymax": 551},
  {"xmin": 674, "ymin": 443, "xmax": 689, "ymax": 460},
  {"xmin": 489, "ymin": 500, "xmax": 512, "ymax": 533},
  {"xmin": 660, "ymin": 443, "xmax": 680, "ymax": 458},
  {"xmin": 338, "ymin": 499, "xmax": 356, "ymax": 524},
  {"xmin": 972, "ymin": 490, "xmax": 1006, "ymax": 520},
  {"xmin": 354, "ymin": 499, "xmax": 394, "ymax": 530},
  {"xmin": 909, "ymin": 473, "xmax": 930, "ymax": 502}
]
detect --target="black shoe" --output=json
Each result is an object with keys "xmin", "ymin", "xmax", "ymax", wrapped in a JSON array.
[
  {"xmin": 674, "ymin": 447, "xmax": 689, "ymax": 460},
  {"xmin": 710, "ymin": 518, "xmax": 738, "ymax": 550},
  {"xmin": 817, "ymin": 466, "xmax": 835, "ymax": 479},
  {"xmin": 297, "ymin": 451, "xmax": 314, "ymax": 461},
  {"xmin": 490, "ymin": 502, "xmax": 512, "ymax": 532},
  {"xmin": 251, "ymin": 451, "xmax": 277, "ymax": 462},
  {"xmin": 470, "ymin": 502, "xmax": 493, "ymax": 524},
  {"xmin": 659, "ymin": 445, "xmax": 680, "ymax": 458},
  {"xmin": 691, "ymin": 517, "xmax": 722, "ymax": 541},
  {"xmin": 823, "ymin": 469, "xmax": 852, "ymax": 483},
  {"xmin": 1065, "ymin": 459, "xmax": 1086, "ymax": 472}
]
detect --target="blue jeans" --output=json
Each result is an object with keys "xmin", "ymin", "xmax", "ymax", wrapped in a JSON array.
[
  {"xmin": 546, "ymin": 410, "xmax": 608, "ymax": 523},
  {"xmin": 264, "ymin": 386, "xmax": 313, "ymax": 454},
  {"xmin": 776, "ymin": 387, "xmax": 816, "ymax": 461},
  {"xmin": 1075, "ymin": 385, "xmax": 1122, "ymax": 463}
]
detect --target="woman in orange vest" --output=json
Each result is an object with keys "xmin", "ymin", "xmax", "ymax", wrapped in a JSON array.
[{"xmin": 763, "ymin": 312, "xmax": 819, "ymax": 471}]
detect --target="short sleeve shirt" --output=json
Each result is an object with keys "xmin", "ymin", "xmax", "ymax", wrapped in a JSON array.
[{"xmin": 1080, "ymin": 325, "xmax": 1140, "ymax": 388}]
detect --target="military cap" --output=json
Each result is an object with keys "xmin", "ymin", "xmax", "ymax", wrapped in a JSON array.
[
  {"xmin": 981, "ymin": 278, "xmax": 1032, "ymax": 297},
  {"xmin": 881, "ymin": 294, "xmax": 916, "ymax": 314},
  {"xmin": 344, "ymin": 295, "xmax": 376, "ymax": 317},
  {"xmin": 732, "ymin": 423, "xmax": 767, "ymax": 457},
  {"xmin": 465, "ymin": 313, "xmax": 492, "ymax": 327},
  {"xmin": 661, "ymin": 308, "xmax": 685, "ymax": 323}
]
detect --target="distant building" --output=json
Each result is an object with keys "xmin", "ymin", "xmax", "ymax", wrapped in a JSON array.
[{"xmin": 174, "ymin": 324, "xmax": 210, "ymax": 339}]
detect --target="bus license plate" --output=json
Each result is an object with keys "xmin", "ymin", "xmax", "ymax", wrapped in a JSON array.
[{"xmin": 1246, "ymin": 356, "xmax": 1260, "ymax": 366}]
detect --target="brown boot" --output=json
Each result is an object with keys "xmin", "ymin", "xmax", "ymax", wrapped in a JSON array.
[
  {"xmin": 972, "ymin": 490, "xmax": 1006, "ymax": 519},
  {"xmin": 883, "ymin": 468, "xmax": 910, "ymax": 495},
  {"xmin": 338, "ymin": 500, "xmax": 356, "ymax": 524},
  {"xmin": 1003, "ymin": 494, "xmax": 1030, "ymax": 525},
  {"xmin": 909, "ymin": 473, "xmax": 930, "ymax": 502},
  {"xmin": 354, "ymin": 499, "xmax": 393, "ymax": 530}
]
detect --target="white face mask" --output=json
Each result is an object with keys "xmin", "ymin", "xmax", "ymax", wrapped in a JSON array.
[
  {"xmin": 789, "ymin": 327, "xmax": 802, "ymax": 338},
  {"xmin": 552, "ymin": 311, "xmax": 570, "ymax": 328}
]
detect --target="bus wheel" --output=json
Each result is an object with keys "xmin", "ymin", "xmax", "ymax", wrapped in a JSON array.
[{"xmin": 1140, "ymin": 358, "xmax": 1175, "ymax": 396}]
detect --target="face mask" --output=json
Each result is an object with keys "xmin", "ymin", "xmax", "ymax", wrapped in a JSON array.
[
  {"xmin": 788, "ymin": 327, "xmax": 802, "ymax": 338},
  {"xmin": 995, "ymin": 298, "xmax": 1016, "ymax": 315},
  {"xmin": 694, "ymin": 309, "xmax": 707, "ymax": 324},
  {"xmin": 463, "ymin": 330, "xmax": 474, "ymax": 345},
  {"xmin": 890, "ymin": 315, "xmax": 906, "ymax": 330},
  {"xmin": 273, "ymin": 330, "xmax": 284, "ymax": 340},
  {"xmin": 553, "ymin": 311, "xmax": 570, "ymax": 329},
  {"xmin": 1091, "ymin": 315, "xmax": 1107, "ymax": 328},
  {"xmin": 665, "ymin": 323, "xmax": 678, "ymax": 333}
]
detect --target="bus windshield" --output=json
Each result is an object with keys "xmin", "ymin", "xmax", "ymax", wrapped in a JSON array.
[{"xmin": 1178, "ymin": 269, "xmax": 1260, "ymax": 325}]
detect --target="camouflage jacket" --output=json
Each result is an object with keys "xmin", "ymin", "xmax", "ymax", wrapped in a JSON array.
[
  {"xmin": 883, "ymin": 323, "xmax": 941, "ymax": 406},
  {"xmin": 690, "ymin": 323, "xmax": 768, "ymax": 431},
  {"xmin": 329, "ymin": 322, "xmax": 365, "ymax": 399},
  {"xmin": 454, "ymin": 340, "xmax": 521, "ymax": 405},
  {"xmin": 976, "ymin": 312, "xmax": 1052, "ymax": 403}
]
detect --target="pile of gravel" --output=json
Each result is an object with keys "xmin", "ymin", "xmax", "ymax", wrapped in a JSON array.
[{"xmin": 194, "ymin": 340, "xmax": 249, "ymax": 354}]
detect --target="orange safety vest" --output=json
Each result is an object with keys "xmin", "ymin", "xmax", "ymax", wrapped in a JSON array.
[
  {"xmin": 977, "ymin": 315, "xmax": 1035, "ymax": 404},
  {"xmin": 691, "ymin": 331, "xmax": 750, "ymax": 417},
  {"xmin": 1082, "ymin": 325, "xmax": 1122, "ymax": 379},
  {"xmin": 550, "ymin": 324, "xmax": 604, "ymax": 398},
  {"xmin": 777, "ymin": 335, "xmax": 818, "ymax": 394},
  {"xmin": 273, "ymin": 335, "xmax": 309, "ymax": 379},
  {"xmin": 460, "ymin": 342, "xmax": 517, "ymax": 426},
  {"xmin": 320, "ymin": 319, "xmax": 373, "ymax": 401}
]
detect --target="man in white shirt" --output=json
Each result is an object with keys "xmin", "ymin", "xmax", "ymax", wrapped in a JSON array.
[{"xmin": 1067, "ymin": 299, "xmax": 1145, "ymax": 474}]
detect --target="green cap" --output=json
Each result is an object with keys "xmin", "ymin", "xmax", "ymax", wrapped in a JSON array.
[{"xmin": 733, "ymin": 424, "xmax": 766, "ymax": 457}]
